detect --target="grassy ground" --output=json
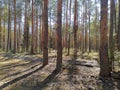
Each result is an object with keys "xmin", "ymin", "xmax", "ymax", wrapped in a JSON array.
[{"xmin": 0, "ymin": 51, "xmax": 120, "ymax": 90}]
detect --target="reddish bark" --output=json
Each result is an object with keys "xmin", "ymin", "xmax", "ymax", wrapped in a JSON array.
[{"xmin": 56, "ymin": 0, "xmax": 62, "ymax": 69}]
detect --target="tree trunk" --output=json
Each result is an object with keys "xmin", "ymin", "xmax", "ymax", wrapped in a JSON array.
[
  {"xmin": 67, "ymin": 0, "xmax": 72, "ymax": 56},
  {"xmin": 84, "ymin": 2, "xmax": 87, "ymax": 52},
  {"xmin": 23, "ymin": 0, "xmax": 27, "ymax": 51},
  {"xmin": 0, "ymin": 8, "xmax": 1, "ymax": 49},
  {"xmin": 18, "ymin": 22, "xmax": 21, "ymax": 52},
  {"xmin": 82, "ymin": 1, "xmax": 85, "ymax": 54},
  {"xmin": 56, "ymin": 0, "xmax": 62, "ymax": 70},
  {"xmin": 100, "ymin": 0, "xmax": 110, "ymax": 77},
  {"xmin": 35, "ymin": 9, "xmax": 38, "ymax": 53},
  {"xmin": 88, "ymin": 11, "xmax": 91, "ymax": 53},
  {"xmin": 74, "ymin": 0, "xmax": 78, "ymax": 58},
  {"xmin": 9, "ymin": 6, "xmax": 12, "ymax": 50},
  {"xmin": 95, "ymin": 0, "xmax": 98, "ymax": 52},
  {"xmin": 23, "ymin": 0, "xmax": 30, "ymax": 52},
  {"xmin": 3, "ymin": 18, "xmax": 5, "ymax": 51},
  {"xmin": 43, "ymin": 0, "xmax": 48, "ymax": 66},
  {"xmin": 13, "ymin": 0, "xmax": 16, "ymax": 53},
  {"xmin": 109, "ymin": 0, "xmax": 115, "ymax": 72},
  {"xmin": 7, "ymin": 0, "xmax": 11, "ymax": 51},
  {"xmin": 65, "ymin": 0, "xmax": 68, "ymax": 51},
  {"xmin": 118, "ymin": 0, "xmax": 120, "ymax": 51},
  {"xmin": 31, "ymin": 0, "xmax": 35, "ymax": 54}
]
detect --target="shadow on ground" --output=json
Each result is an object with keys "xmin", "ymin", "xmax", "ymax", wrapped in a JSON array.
[
  {"xmin": 0, "ymin": 65, "xmax": 45, "ymax": 90},
  {"xmin": 31, "ymin": 69, "xmax": 61, "ymax": 90}
]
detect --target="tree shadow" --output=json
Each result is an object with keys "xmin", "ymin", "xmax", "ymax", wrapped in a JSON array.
[
  {"xmin": 0, "ymin": 54, "xmax": 43, "ymax": 70},
  {"xmin": 66, "ymin": 59, "xmax": 80, "ymax": 90},
  {"xmin": 0, "ymin": 52, "xmax": 43, "ymax": 62},
  {"xmin": 75, "ymin": 60, "xmax": 99, "ymax": 67},
  {"xmin": 0, "ymin": 57, "xmax": 11, "ymax": 62},
  {"xmin": 0, "ymin": 61, "xmax": 36, "ymax": 70},
  {"xmin": 31, "ymin": 69, "xmax": 61, "ymax": 90},
  {"xmin": 0, "ymin": 63, "xmax": 41, "ymax": 81},
  {"xmin": 97, "ymin": 77, "xmax": 120, "ymax": 90},
  {"xmin": 116, "ymin": 79, "xmax": 120, "ymax": 89},
  {"xmin": 0, "ymin": 65, "xmax": 45, "ymax": 90}
]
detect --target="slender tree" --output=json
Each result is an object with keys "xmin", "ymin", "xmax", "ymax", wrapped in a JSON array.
[
  {"xmin": 118, "ymin": 0, "xmax": 120, "ymax": 51},
  {"xmin": 74, "ymin": 0, "xmax": 78, "ymax": 58},
  {"xmin": 82, "ymin": 1, "xmax": 85, "ymax": 54},
  {"xmin": 109, "ymin": 0, "xmax": 115, "ymax": 72},
  {"xmin": 0, "ymin": 5, "xmax": 1, "ymax": 49},
  {"xmin": 7, "ymin": 0, "xmax": 11, "ymax": 51},
  {"xmin": 35, "ymin": 9, "xmax": 38, "ymax": 53},
  {"xmin": 67, "ymin": 0, "xmax": 72, "ymax": 56},
  {"xmin": 65, "ymin": 0, "xmax": 68, "ymax": 51},
  {"xmin": 84, "ymin": 1, "xmax": 87, "ymax": 52},
  {"xmin": 95, "ymin": 0, "xmax": 98, "ymax": 51},
  {"xmin": 31, "ymin": 0, "xmax": 35, "ymax": 54},
  {"xmin": 43, "ymin": 0, "xmax": 48, "ymax": 66},
  {"xmin": 13, "ymin": 0, "xmax": 16, "ymax": 53},
  {"xmin": 23, "ymin": 0, "xmax": 27, "ymax": 51},
  {"xmin": 88, "ymin": 11, "xmax": 91, "ymax": 53},
  {"xmin": 3, "ymin": 13, "xmax": 5, "ymax": 51},
  {"xmin": 56, "ymin": 0, "xmax": 62, "ymax": 69}
]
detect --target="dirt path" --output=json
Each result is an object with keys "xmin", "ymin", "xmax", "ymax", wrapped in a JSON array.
[{"xmin": 0, "ymin": 53, "xmax": 120, "ymax": 90}]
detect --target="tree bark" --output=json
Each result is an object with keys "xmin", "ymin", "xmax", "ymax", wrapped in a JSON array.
[
  {"xmin": 7, "ymin": 0, "xmax": 11, "ymax": 51},
  {"xmin": 35, "ymin": 9, "xmax": 38, "ymax": 53},
  {"xmin": 109, "ymin": 0, "xmax": 115, "ymax": 72},
  {"xmin": 13, "ymin": 0, "xmax": 16, "ymax": 53},
  {"xmin": 56, "ymin": 0, "xmax": 62, "ymax": 69},
  {"xmin": 100, "ymin": 0, "xmax": 110, "ymax": 77},
  {"xmin": 67, "ymin": 0, "xmax": 72, "ymax": 56},
  {"xmin": 31, "ymin": 0, "xmax": 35, "ymax": 54},
  {"xmin": 74, "ymin": 0, "xmax": 78, "ymax": 58},
  {"xmin": 43, "ymin": 0, "xmax": 48, "ymax": 66},
  {"xmin": 118, "ymin": 0, "xmax": 120, "ymax": 51},
  {"xmin": 88, "ymin": 11, "xmax": 91, "ymax": 53}
]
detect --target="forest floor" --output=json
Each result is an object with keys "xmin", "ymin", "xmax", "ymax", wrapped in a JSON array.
[{"xmin": 0, "ymin": 51, "xmax": 120, "ymax": 90}]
